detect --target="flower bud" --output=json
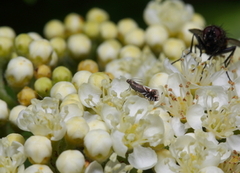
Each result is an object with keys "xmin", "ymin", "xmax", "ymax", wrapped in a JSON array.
[
  {"xmin": 0, "ymin": 37, "xmax": 14, "ymax": 62},
  {"xmin": 148, "ymin": 72, "xmax": 169, "ymax": 89},
  {"xmin": 124, "ymin": 28, "xmax": 145, "ymax": 47},
  {"xmin": 191, "ymin": 13, "xmax": 206, "ymax": 28},
  {"xmin": 48, "ymin": 50, "xmax": 59, "ymax": 68},
  {"xmin": 5, "ymin": 56, "xmax": 34, "ymax": 88},
  {"xmin": 56, "ymin": 150, "xmax": 85, "ymax": 173},
  {"xmin": 88, "ymin": 72, "xmax": 110, "ymax": 90},
  {"xmin": 34, "ymin": 64, "xmax": 52, "ymax": 79},
  {"xmin": 60, "ymin": 93, "xmax": 84, "ymax": 112},
  {"xmin": 49, "ymin": 37, "xmax": 67, "ymax": 58},
  {"xmin": 24, "ymin": 164, "xmax": 53, "ymax": 173},
  {"xmin": 72, "ymin": 70, "xmax": 92, "ymax": 89},
  {"xmin": 99, "ymin": 21, "xmax": 118, "ymax": 40},
  {"xmin": 88, "ymin": 119, "xmax": 108, "ymax": 131},
  {"xmin": 7, "ymin": 133, "xmax": 25, "ymax": 145},
  {"xmin": 84, "ymin": 129, "xmax": 112, "ymax": 163},
  {"xmin": 24, "ymin": 135, "xmax": 52, "ymax": 164},
  {"xmin": 77, "ymin": 59, "xmax": 99, "ymax": 73},
  {"xmin": 86, "ymin": 8, "xmax": 109, "ymax": 23},
  {"xmin": 50, "ymin": 81, "xmax": 77, "ymax": 100},
  {"xmin": 64, "ymin": 13, "xmax": 84, "ymax": 36},
  {"xmin": 119, "ymin": 45, "xmax": 141, "ymax": 59},
  {"xmin": 29, "ymin": 39, "xmax": 53, "ymax": 67},
  {"xmin": 83, "ymin": 21, "xmax": 100, "ymax": 39},
  {"xmin": 17, "ymin": 86, "xmax": 37, "ymax": 106},
  {"xmin": 34, "ymin": 77, "xmax": 53, "ymax": 97},
  {"xmin": 44, "ymin": 19, "xmax": 65, "ymax": 39},
  {"xmin": 0, "ymin": 99, "xmax": 9, "ymax": 126},
  {"xmin": 0, "ymin": 26, "xmax": 16, "ymax": 39},
  {"xmin": 28, "ymin": 32, "xmax": 42, "ymax": 40},
  {"xmin": 67, "ymin": 34, "xmax": 91, "ymax": 60},
  {"xmin": 178, "ymin": 21, "xmax": 202, "ymax": 47},
  {"xmin": 117, "ymin": 18, "xmax": 138, "ymax": 42},
  {"xmin": 145, "ymin": 24, "xmax": 169, "ymax": 54},
  {"xmin": 65, "ymin": 116, "xmax": 89, "ymax": 146},
  {"xmin": 52, "ymin": 66, "xmax": 72, "ymax": 84},
  {"xmin": 97, "ymin": 39, "xmax": 121, "ymax": 69},
  {"xmin": 163, "ymin": 38, "xmax": 186, "ymax": 60},
  {"xmin": 14, "ymin": 33, "xmax": 33, "ymax": 57},
  {"xmin": 9, "ymin": 105, "xmax": 26, "ymax": 128}
]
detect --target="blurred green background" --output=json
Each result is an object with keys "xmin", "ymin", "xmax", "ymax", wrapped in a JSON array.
[{"xmin": 0, "ymin": 0, "xmax": 240, "ymax": 38}]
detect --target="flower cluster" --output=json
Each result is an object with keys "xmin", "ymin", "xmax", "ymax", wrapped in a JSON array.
[{"xmin": 1, "ymin": 0, "xmax": 240, "ymax": 172}]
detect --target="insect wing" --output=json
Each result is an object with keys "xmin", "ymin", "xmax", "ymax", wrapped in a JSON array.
[
  {"xmin": 227, "ymin": 38, "xmax": 240, "ymax": 47},
  {"xmin": 188, "ymin": 28, "xmax": 203, "ymax": 37}
]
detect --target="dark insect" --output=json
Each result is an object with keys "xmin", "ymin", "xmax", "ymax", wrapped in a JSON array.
[
  {"xmin": 172, "ymin": 25, "xmax": 240, "ymax": 80},
  {"xmin": 126, "ymin": 79, "xmax": 159, "ymax": 101}
]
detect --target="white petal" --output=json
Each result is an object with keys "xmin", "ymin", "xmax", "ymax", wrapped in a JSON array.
[
  {"xmin": 111, "ymin": 130, "xmax": 128, "ymax": 158},
  {"xmin": 143, "ymin": 114, "xmax": 165, "ymax": 147},
  {"xmin": 199, "ymin": 166, "xmax": 224, "ymax": 173},
  {"xmin": 123, "ymin": 96, "xmax": 150, "ymax": 122},
  {"xmin": 109, "ymin": 76, "xmax": 129, "ymax": 98},
  {"xmin": 101, "ymin": 104, "xmax": 120, "ymax": 130},
  {"xmin": 226, "ymin": 135, "xmax": 240, "ymax": 151},
  {"xmin": 154, "ymin": 149, "xmax": 179, "ymax": 173},
  {"xmin": 128, "ymin": 145, "xmax": 157, "ymax": 170},
  {"xmin": 171, "ymin": 117, "xmax": 186, "ymax": 137},
  {"xmin": 186, "ymin": 104, "xmax": 204, "ymax": 129},
  {"xmin": 78, "ymin": 83, "xmax": 102, "ymax": 108},
  {"xmin": 84, "ymin": 161, "xmax": 103, "ymax": 173}
]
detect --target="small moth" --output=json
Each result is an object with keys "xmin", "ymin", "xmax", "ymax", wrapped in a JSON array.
[{"xmin": 126, "ymin": 79, "xmax": 159, "ymax": 101}]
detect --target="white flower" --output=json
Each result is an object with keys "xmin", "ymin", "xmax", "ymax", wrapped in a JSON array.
[
  {"xmin": 56, "ymin": 150, "xmax": 85, "ymax": 173},
  {"xmin": 104, "ymin": 153, "xmax": 133, "ymax": 173},
  {"xmin": 0, "ymin": 136, "xmax": 26, "ymax": 173},
  {"xmin": 78, "ymin": 83, "xmax": 102, "ymax": 108},
  {"xmin": 144, "ymin": 0, "xmax": 194, "ymax": 35},
  {"xmin": 24, "ymin": 136, "xmax": 52, "ymax": 164},
  {"xmin": 154, "ymin": 149, "xmax": 178, "ymax": 173},
  {"xmin": 17, "ymin": 97, "xmax": 66, "ymax": 141},
  {"xmin": 218, "ymin": 150, "xmax": 240, "ymax": 172},
  {"xmin": 165, "ymin": 51, "xmax": 227, "ymax": 87},
  {"xmin": 169, "ymin": 130, "xmax": 230, "ymax": 172}
]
